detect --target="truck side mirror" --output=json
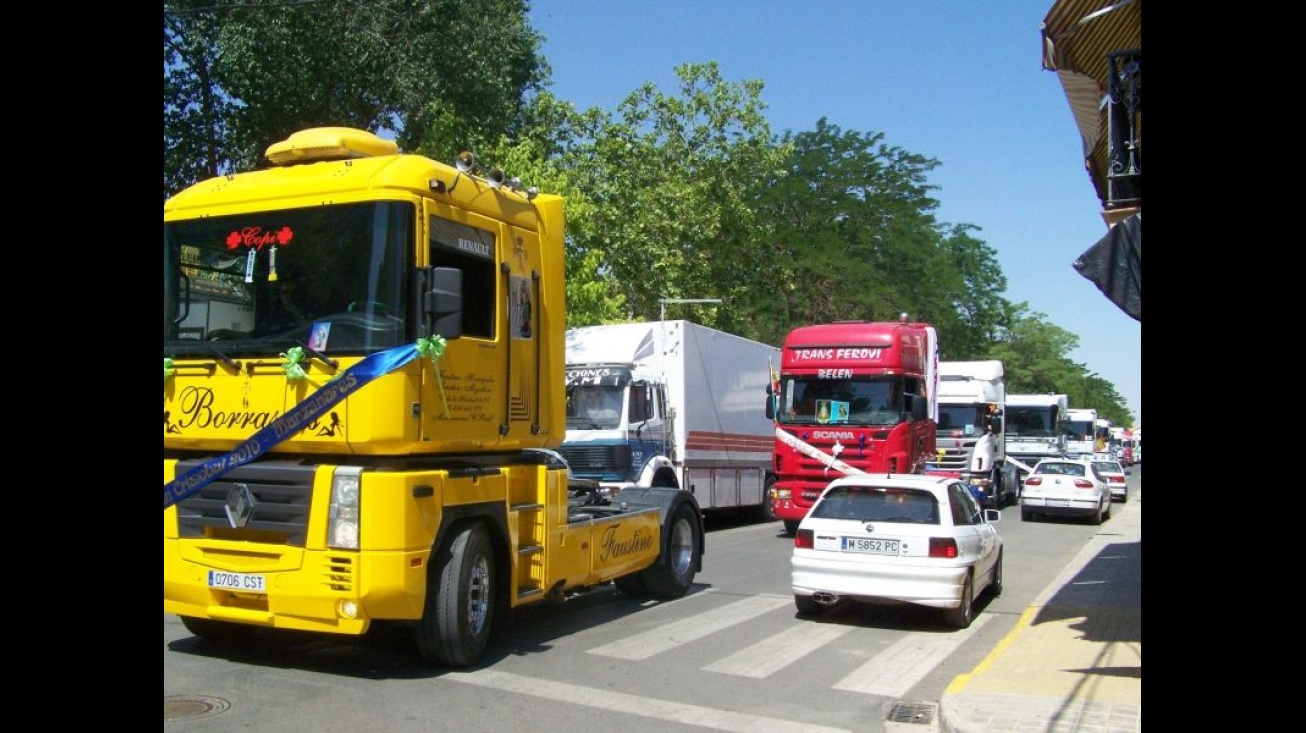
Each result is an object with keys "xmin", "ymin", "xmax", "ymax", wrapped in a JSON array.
[
  {"xmin": 424, "ymin": 267, "xmax": 463, "ymax": 339},
  {"xmin": 764, "ymin": 384, "xmax": 775, "ymax": 420}
]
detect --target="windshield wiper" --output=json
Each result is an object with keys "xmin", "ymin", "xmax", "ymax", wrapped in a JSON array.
[
  {"xmin": 297, "ymin": 342, "xmax": 339, "ymax": 372},
  {"xmin": 206, "ymin": 343, "xmax": 242, "ymax": 372}
]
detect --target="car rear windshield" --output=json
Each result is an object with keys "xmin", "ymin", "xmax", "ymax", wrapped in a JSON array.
[
  {"xmin": 811, "ymin": 486, "xmax": 940, "ymax": 524},
  {"xmin": 1093, "ymin": 461, "xmax": 1123, "ymax": 474},
  {"xmin": 1036, "ymin": 462, "xmax": 1086, "ymax": 476}
]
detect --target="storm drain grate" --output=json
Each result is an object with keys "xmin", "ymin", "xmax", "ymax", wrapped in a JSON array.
[
  {"xmin": 165, "ymin": 695, "xmax": 231, "ymax": 722},
  {"xmin": 885, "ymin": 700, "xmax": 936, "ymax": 724}
]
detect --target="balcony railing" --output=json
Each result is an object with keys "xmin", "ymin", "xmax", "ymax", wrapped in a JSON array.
[{"xmin": 1106, "ymin": 49, "xmax": 1141, "ymax": 209}]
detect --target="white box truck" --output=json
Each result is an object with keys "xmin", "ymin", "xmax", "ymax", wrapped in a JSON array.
[
  {"xmin": 934, "ymin": 360, "xmax": 1019, "ymax": 508},
  {"xmin": 559, "ymin": 320, "xmax": 781, "ymax": 519}
]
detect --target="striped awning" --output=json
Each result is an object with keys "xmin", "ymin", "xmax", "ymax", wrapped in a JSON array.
[{"xmin": 1040, "ymin": 0, "xmax": 1141, "ymax": 208}]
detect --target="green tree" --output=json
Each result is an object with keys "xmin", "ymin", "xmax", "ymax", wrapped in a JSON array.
[{"xmin": 163, "ymin": 0, "xmax": 547, "ymax": 197}]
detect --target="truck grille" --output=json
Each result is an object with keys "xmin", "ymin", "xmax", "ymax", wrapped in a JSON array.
[
  {"xmin": 173, "ymin": 460, "xmax": 315, "ymax": 546},
  {"xmin": 934, "ymin": 440, "xmax": 974, "ymax": 471},
  {"xmin": 557, "ymin": 444, "xmax": 631, "ymax": 475}
]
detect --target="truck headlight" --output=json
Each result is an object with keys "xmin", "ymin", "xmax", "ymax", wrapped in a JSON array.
[{"xmin": 329, "ymin": 467, "xmax": 364, "ymax": 549}]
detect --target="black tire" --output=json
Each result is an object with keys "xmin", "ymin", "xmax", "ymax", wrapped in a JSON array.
[
  {"xmin": 794, "ymin": 594, "xmax": 820, "ymax": 615},
  {"xmin": 989, "ymin": 550, "xmax": 1003, "ymax": 598},
  {"xmin": 180, "ymin": 616, "xmax": 257, "ymax": 643},
  {"xmin": 640, "ymin": 504, "xmax": 699, "ymax": 598},
  {"xmin": 759, "ymin": 475, "xmax": 779, "ymax": 523},
  {"xmin": 1092, "ymin": 501, "xmax": 1105, "ymax": 526},
  {"xmin": 1001, "ymin": 465, "xmax": 1021, "ymax": 506},
  {"xmin": 943, "ymin": 573, "xmax": 974, "ymax": 629},
  {"xmin": 1102, "ymin": 498, "xmax": 1112, "ymax": 521},
  {"xmin": 416, "ymin": 524, "xmax": 495, "ymax": 668},
  {"xmin": 782, "ymin": 519, "xmax": 800, "ymax": 537}
]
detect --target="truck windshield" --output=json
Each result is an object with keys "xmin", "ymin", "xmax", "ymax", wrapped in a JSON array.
[
  {"xmin": 566, "ymin": 385, "xmax": 624, "ymax": 429},
  {"xmin": 163, "ymin": 202, "xmax": 412, "ymax": 358},
  {"xmin": 937, "ymin": 405, "xmax": 983, "ymax": 435},
  {"xmin": 1006, "ymin": 409, "xmax": 1055, "ymax": 437},
  {"xmin": 780, "ymin": 377, "xmax": 904, "ymax": 426}
]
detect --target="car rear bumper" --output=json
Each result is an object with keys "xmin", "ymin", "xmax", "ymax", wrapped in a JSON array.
[{"xmin": 791, "ymin": 556, "xmax": 969, "ymax": 609}]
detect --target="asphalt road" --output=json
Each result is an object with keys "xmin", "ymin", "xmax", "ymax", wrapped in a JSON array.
[{"xmin": 165, "ymin": 468, "xmax": 1136, "ymax": 733}]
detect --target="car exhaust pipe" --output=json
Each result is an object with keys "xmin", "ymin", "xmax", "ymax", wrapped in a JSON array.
[{"xmin": 812, "ymin": 592, "xmax": 840, "ymax": 605}]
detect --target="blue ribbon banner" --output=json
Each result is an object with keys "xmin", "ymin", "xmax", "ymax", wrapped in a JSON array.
[{"xmin": 163, "ymin": 344, "xmax": 422, "ymax": 510}]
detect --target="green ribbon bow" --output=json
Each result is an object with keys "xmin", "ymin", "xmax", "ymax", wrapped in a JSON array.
[
  {"xmin": 416, "ymin": 335, "xmax": 451, "ymax": 417},
  {"xmin": 280, "ymin": 346, "xmax": 307, "ymax": 381}
]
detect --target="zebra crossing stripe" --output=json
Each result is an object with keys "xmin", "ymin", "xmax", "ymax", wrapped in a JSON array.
[
  {"xmin": 832, "ymin": 614, "xmax": 993, "ymax": 696},
  {"xmin": 704, "ymin": 621, "xmax": 853, "ymax": 678},
  {"xmin": 588, "ymin": 594, "xmax": 793, "ymax": 660},
  {"xmin": 446, "ymin": 669, "xmax": 853, "ymax": 733}
]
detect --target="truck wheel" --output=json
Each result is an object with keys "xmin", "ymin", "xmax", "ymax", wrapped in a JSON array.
[
  {"xmin": 782, "ymin": 519, "xmax": 800, "ymax": 537},
  {"xmin": 416, "ymin": 524, "xmax": 495, "ymax": 668},
  {"xmin": 759, "ymin": 476, "xmax": 778, "ymax": 522},
  {"xmin": 1001, "ymin": 464, "xmax": 1020, "ymax": 506},
  {"xmin": 180, "ymin": 616, "xmax": 256, "ymax": 644},
  {"xmin": 641, "ymin": 504, "xmax": 699, "ymax": 598}
]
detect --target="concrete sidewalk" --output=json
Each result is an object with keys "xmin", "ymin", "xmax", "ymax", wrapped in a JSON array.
[{"xmin": 939, "ymin": 488, "xmax": 1141, "ymax": 733}]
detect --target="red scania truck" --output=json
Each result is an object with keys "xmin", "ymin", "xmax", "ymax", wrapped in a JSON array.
[{"xmin": 765, "ymin": 317, "xmax": 940, "ymax": 535}]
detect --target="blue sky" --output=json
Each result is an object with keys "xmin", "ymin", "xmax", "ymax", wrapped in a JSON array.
[{"xmin": 528, "ymin": 0, "xmax": 1141, "ymax": 427}]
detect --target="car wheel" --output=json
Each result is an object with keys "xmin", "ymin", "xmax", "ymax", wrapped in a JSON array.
[
  {"xmin": 1092, "ymin": 501, "xmax": 1104, "ymax": 526},
  {"xmin": 943, "ymin": 574, "xmax": 974, "ymax": 629},
  {"xmin": 1102, "ymin": 498, "xmax": 1112, "ymax": 521},
  {"xmin": 794, "ymin": 594, "xmax": 820, "ymax": 615}
]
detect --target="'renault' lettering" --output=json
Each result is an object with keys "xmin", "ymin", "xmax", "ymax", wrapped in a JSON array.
[{"xmin": 597, "ymin": 524, "xmax": 655, "ymax": 562}]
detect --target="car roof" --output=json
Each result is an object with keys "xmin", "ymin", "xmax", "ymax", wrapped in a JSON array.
[{"xmin": 823, "ymin": 474, "xmax": 957, "ymax": 494}]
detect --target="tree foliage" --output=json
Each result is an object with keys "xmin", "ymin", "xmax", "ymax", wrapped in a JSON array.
[{"xmin": 163, "ymin": 0, "xmax": 546, "ymax": 198}]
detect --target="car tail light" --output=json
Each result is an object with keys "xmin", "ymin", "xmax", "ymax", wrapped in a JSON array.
[
  {"xmin": 1025, "ymin": 476, "xmax": 1043, "ymax": 486},
  {"xmin": 929, "ymin": 537, "xmax": 959, "ymax": 558},
  {"xmin": 794, "ymin": 529, "xmax": 814, "ymax": 549},
  {"xmin": 1073, "ymin": 479, "xmax": 1096, "ymax": 489}
]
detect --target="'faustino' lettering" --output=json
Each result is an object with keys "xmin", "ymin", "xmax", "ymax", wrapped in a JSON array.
[{"xmin": 597, "ymin": 524, "xmax": 656, "ymax": 562}]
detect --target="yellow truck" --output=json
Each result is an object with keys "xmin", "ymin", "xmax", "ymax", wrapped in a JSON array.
[{"xmin": 164, "ymin": 127, "xmax": 704, "ymax": 667}]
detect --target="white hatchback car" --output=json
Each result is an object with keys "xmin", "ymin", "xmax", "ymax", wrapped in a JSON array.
[
  {"xmin": 1020, "ymin": 457, "xmax": 1111, "ymax": 524},
  {"xmin": 791, "ymin": 474, "xmax": 1003, "ymax": 629}
]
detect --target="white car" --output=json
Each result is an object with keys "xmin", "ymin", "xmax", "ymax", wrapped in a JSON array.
[
  {"xmin": 790, "ymin": 474, "xmax": 1003, "ymax": 629},
  {"xmin": 1020, "ymin": 457, "xmax": 1111, "ymax": 524},
  {"xmin": 1091, "ymin": 458, "xmax": 1130, "ymax": 503}
]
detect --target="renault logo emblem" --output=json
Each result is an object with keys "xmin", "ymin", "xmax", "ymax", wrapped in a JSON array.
[{"xmin": 225, "ymin": 483, "xmax": 256, "ymax": 529}]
